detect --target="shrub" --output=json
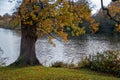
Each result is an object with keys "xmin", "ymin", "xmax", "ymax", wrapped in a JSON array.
[
  {"xmin": 78, "ymin": 50, "xmax": 120, "ymax": 77},
  {"xmin": 51, "ymin": 62, "xmax": 67, "ymax": 68},
  {"xmin": 51, "ymin": 62, "xmax": 76, "ymax": 69}
]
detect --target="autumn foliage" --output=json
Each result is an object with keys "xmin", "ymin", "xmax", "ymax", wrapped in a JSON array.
[
  {"xmin": 108, "ymin": 1, "xmax": 120, "ymax": 31},
  {"xmin": 16, "ymin": 0, "xmax": 99, "ymax": 40},
  {"xmin": 10, "ymin": 0, "xmax": 99, "ymax": 66}
]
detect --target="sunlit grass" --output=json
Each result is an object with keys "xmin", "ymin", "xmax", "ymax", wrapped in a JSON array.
[{"xmin": 0, "ymin": 66, "xmax": 119, "ymax": 80}]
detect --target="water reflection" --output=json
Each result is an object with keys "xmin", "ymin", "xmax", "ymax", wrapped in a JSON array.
[
  {"xmin": 0, "ymin": 28, "xmax": 20, "ymax": 65},
  {"xmin": 36, "ymin": 39, "xmax": 65, "ymax": 66},
  {"xmin": 0, "ymin": 28, "xmax": 120, "ymax": 66}
]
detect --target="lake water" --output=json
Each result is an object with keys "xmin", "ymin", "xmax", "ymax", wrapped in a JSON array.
[{"xmin": 0, "ymin": 28, "xmax": 120, "ymax": 66}]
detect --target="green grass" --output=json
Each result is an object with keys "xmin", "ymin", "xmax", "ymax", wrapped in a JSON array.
[{"xmin": 0, "ymin": 66, "xmax": 119, "ymax": 80}]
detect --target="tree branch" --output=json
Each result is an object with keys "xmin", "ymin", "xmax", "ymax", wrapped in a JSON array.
[{"xmin": 100, "ymin": 0, "xmax": 120, "ymax": 24}]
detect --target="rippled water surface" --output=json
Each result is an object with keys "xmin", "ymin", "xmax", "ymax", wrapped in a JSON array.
[{"xmin": 0, "ymin": 28, "xmax": 120, "ymax": 66}]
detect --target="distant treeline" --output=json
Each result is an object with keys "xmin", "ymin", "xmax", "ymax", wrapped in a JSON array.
[
  {"xmin": 0, "ymin": 8, "xmax": 119, "ymax": 35},
  {"xmin": 0, "ymin": 13, "xmax": 20, "ymax": 29}
]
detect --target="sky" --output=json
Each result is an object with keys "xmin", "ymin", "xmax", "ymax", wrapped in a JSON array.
[
  {"xmin": 0, "ymin": 0, "xmax": 18, "ymax": 16},
  {"xmin": 0, "ymin": 0, "xmax": 111, "ymax": 16},
  {"xmin": 91, "ymin": 0, "xmax": 111, "ymax": 14}
]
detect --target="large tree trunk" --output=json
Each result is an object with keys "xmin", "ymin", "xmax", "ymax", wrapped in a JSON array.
[
  {"xmin": 10, "ymin": 0, "xmax": 42, "ymax": 67},
  {"xmin": 12, "ymin": 25, "xmax": 41, "ymax": 66}
]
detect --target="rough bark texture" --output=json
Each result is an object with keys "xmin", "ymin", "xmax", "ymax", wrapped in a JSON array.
[
  {"xmin": 11, "ymin": 25, "xmax": 41, "ymax": 66},
  {"xmin": 10, "ymin": 0, "xmax": 43, "ymax": 67}
]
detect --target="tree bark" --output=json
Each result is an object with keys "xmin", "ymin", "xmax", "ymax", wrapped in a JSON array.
[
  {"xmin": 9, "ymin": 0, "xmax": 42, "ymax": 67},
  {"xmin": 11, "ymin": 25, "xmax": 41, "ymax": 66}
]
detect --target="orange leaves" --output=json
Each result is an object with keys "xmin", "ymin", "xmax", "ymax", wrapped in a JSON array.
[
  {"xmin": 57, "ymin": 31, "xmax": 68, "ymax": 42},
  {"xmin": 40, "ymin": 19, "xmax": 53, "ymax": 33},
  {"xmin": 31, "ymin": 14, "xmax": 38, "ymax": 21},
  {"xmin": 17, "ymin": 0, "xmax": 99, "ymax": 41},
  {"xmin": 71, "ymin": 24, "xmax": 85, "ymax": 37},
  {"xmin": 109, "ymin": 2, "xmax": 120, "ymax": 16},
  {"xmin": 108, "ymin": 1, "xmax": 120, "ymax": 32},
  {"xmin": 48, "ymin": 36, "xmax": 56, "ymax": 47},
  {"xmin": 89, "ymin": 23, "xmax": 99, "ymax": 33},
  {"xmin": 116, "ymin": 24, "xmax": 120, "ymax": 32},
  {"xmin": 36, "ymin": 18, "xmax": 53, "ymax": 36},
  {"xmin": 33, "ymin": 5, "xmax": 39, "ymax": 10},
  {"xmin": 86, "ymin": 18, "xmax": 99, "ymax": 33}
]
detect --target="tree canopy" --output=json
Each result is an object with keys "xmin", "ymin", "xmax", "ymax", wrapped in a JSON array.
[
  {"xmin": 9, "ymin": 0, "xmax": 100, "ymax": 66},
  {"xmin": 0, "ymin": 0, "xmax": 120, "ymax": 66},
  {"xmin": 15, "ymin": 0, "xmax": 99, "ymax": 39}
]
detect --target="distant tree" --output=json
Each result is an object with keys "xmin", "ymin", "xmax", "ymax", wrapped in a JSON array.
[
  {"xmin": 3, "ymin": 13, "xmax": 11, "ymax": 18},
  {"xmin": 108, "ymin": 1, "xmax": 120, "ymax": 31},
  {"xmin": 9, "ymin": 12, "xmax": 21, "ymax": 28},
  {"xmin": 11, "ymin": 0, "xmax": 98, "ymax": 66},
  {"xmin": 100, "ymin": 0, "xmax": 120, "ymax": 32},
  {"xmin": 93, "ymin": 0, "xmax": 120, "ymax": 33},
  {"xmin": 0, "ymin": 13, "xmax": 12, "ymax": 28},
  {"xmin": 92, "ymin": 9, "xmax": 115, "ymax": 33}
]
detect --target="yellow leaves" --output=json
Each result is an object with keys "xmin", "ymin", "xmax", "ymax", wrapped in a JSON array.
[
  {"xmin": 23, "ymin": 20, "xmax": 33, "ymax": 26},
  {"xmin": 79, "ymin": 28, "xmax": 86, "ymax": 35},
  {"xmin": 66, "ymin": 27, "xmax": 71, "ymax": 31},
  {"xmin": 17, "ymin": 0, "xmax": 99, "ymax": 41},
  {"xmin": 86, "ymin": 18, "xmax": 95, "ymax": 23},
  {"xmin": 107, "ymin": 2, "xmax": 120, "ymax": 32},
  {"xmin": 71, "ymin": 27, "xmax": 85, "ymax": 37},
  {"xmin": 71, "ymin": 31, "xmax": 75, "ymax": 36},
  {"xmin": 77, "ymin": 18, "xmax": 83, "ymax": 23},
  {"xmin": 116, "ymin": 24, "xmax": 120, "ymax": 32},
  {"xmin": 31, "ymin": 13, "xmax": 38, "ymax": 21},
  {"xmin": 57, "ymin": 31, "xmax": 68, "ymax": 42},
  {"xmin": 70, "ymin": 23, "xmax": 86, "ymax": 37},
  {"xmin": 10, "ymin": 16, "xmax": 21, "ymax": 28},
  {"xmin": 36, "ymin": 18, "xmax": 53, "ymax": 36},
  {"xmin": 108, "ymin": 2, "xmax": 120, "ymax": 19},
  {"xmin": 33, "ymin": 5, "xmax": 39, "ymax": 10},
  {"xmin": 22, "ymin": 13, "xmax": 29, "ymax": 20},
  {"xmin": 48, "ymin": 36, "xmax": 56, "ymax": 47},
  {"xmin": 89, "ymin": 23, "xmax": 99, "ymax": 33},
  {"xmin": 63, "ymin": 33, "xmax": 68, "ymax": 42},
  {"xmin": 43, "ymin": 19, "xmax": 53, "ymax": 33},
  {"xmin": 29, "ymin": 21, "xmax": 33, "ymax": 26}
]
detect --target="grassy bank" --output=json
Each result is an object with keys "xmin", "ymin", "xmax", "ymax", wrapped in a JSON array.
[{"xmin": 0, "ymin": 66, "xmax": 119, "ymax": 80}]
